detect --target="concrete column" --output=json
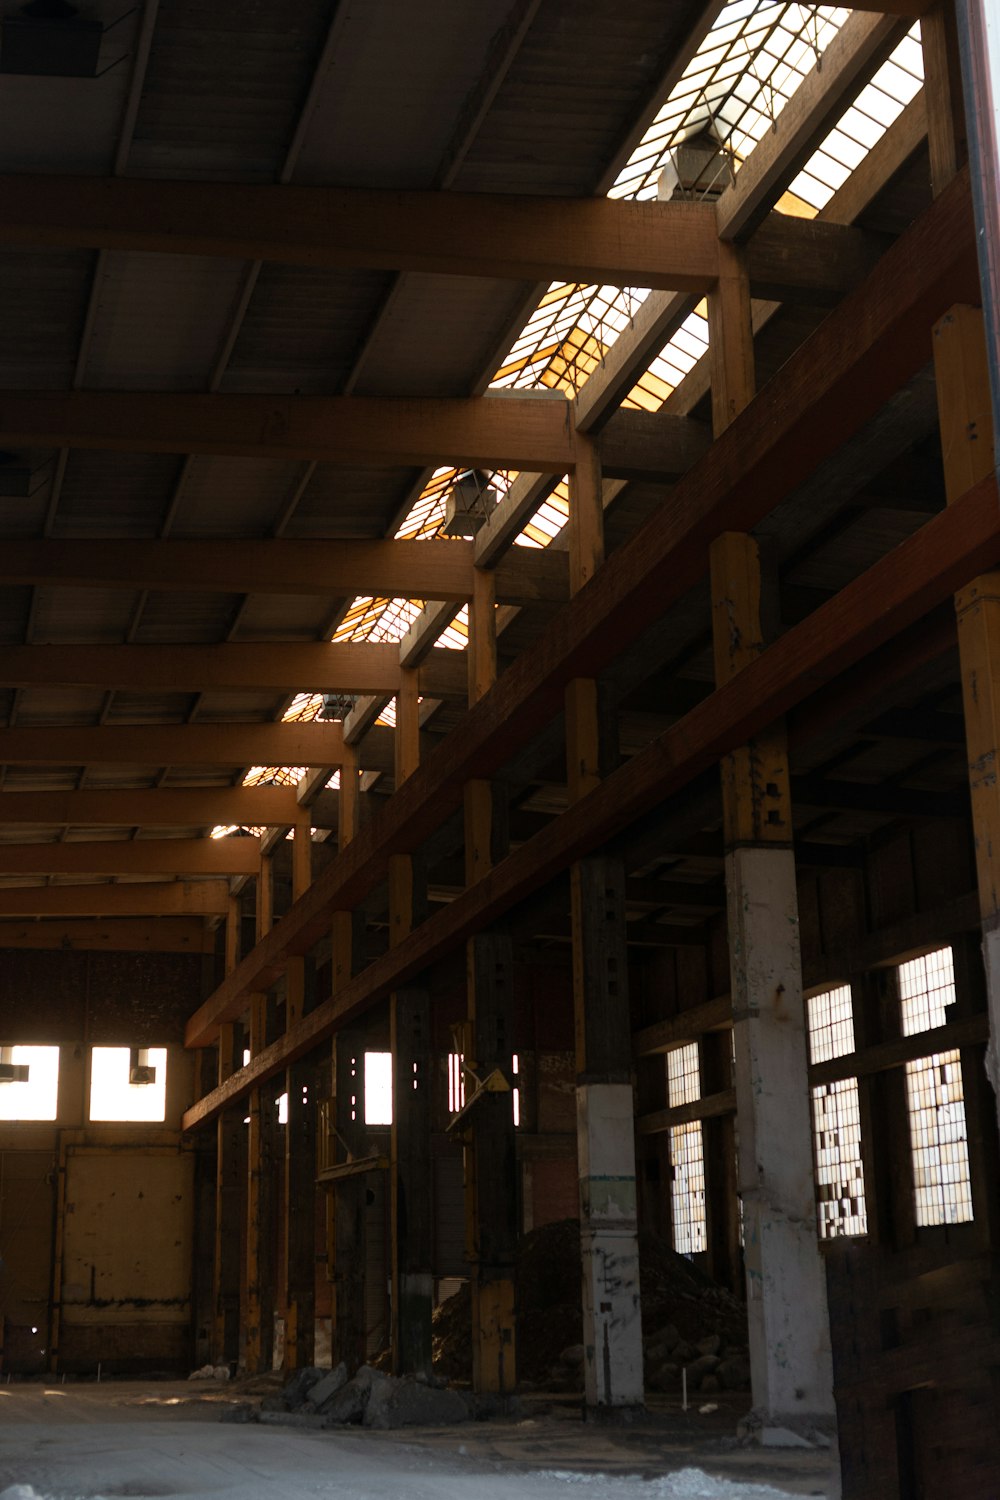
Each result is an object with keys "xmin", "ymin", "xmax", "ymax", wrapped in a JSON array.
[{"xmin": 726, "ymin": 844, "xmax": 835, "ymax": 1435}]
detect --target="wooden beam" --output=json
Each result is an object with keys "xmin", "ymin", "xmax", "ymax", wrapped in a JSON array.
[
  {"xmin": 0, "ymin": 536, "xmax": 568, "ymax": 608},
  {"xmin": 180, "ymin": 177, "xmax": 980, "ymax": 1055},
  {"xmin": 633, "ymin": 995, "xmax": 733, "ymax": 1056},
  {"xmin": 181, "ymin": 468, "xmax": 1000, "ymax": 1110},
  {"xmin": 0, "ymin": 880, "xmax": 231, "ymax": 917},
  {"xmin": 0, "ymin": 642, "xmax": 470, "ymax": 700},
  {"xmin": 0, "ymin": 176, "xmax": 722, "ymax": 291},
  {"xmin": 0, "ymin": 917, "xmax": 213, "ymax": 952},
  {"xmin": 0, "ymin": 392, "xmax": 575, "ymax": 472},
  {"xmin": 0, "ymin": 837, "xmax": 260, "ymax": 877},
  {"xmin": 0, "ymin": 785, "xmax": 301, "ymax": 827},
  {"xmin": 638, "ymin": 1089, "xmax": 737, "ymax": 1134},
  {"xmin": 809, "ymin": 1015, "xmax": 990, "ymax": 1087},
  {"xmin": 0, "ymin": 721, "xmax": 394, "ymax": 771}
]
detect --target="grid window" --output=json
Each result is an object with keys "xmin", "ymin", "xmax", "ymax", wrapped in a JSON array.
[
  {"xmin": 89, "ymin": 1047, "xmax": 166, "ymax": 1122},
  {"xmin": 0, "ymin": 1045, "xmax": 59, "ymax": 1121},
  {"xmin": 897, "ymin": 948, "xmax": 973, "ymax": 1226},
  {"xmin": 807, "ymin": 984, "xmax": 856, "ymax": 1063},
  {"xmin": 812, "ymin": 1079, "xmax": 867, "ymax": 1238},
  {"xmin": 899, "ymin": 947, "xmax": 956, "ymax": 1036},
  {"xmin": 905, "ymin": 1049, "xmax": 974, "ymax": 1226},
  {"xmin": 670, "ymin": 1121, "xmax": 707, "ymax": 1256},
  {"xmin": 806, "ymin": 986, "xmax": 867, "ymax": 1239},
  {"xmin": 667, "ymin": 1043, "xmax": 706, "ymax": 1254}
]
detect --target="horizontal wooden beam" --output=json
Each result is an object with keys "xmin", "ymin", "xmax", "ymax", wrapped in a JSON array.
[
  {"xmin": 182, "ymin": 458, "xmax": 1000, "ymax": 1121},
  {"xmin": 638, "ymin": 1088, "xmax": 736, "ymax": 1134},
  {"xmin": 809, "ymin": 1014, "xmax": 989, "ymax": 1087},
  {"xmin": 0, "ymin": 784, "xmax": 301, "ymax": 827},
  {"xmin": 0, "ymin": 722, "xmax": 394, "ymax": 771},
  {"xmin": 0, "ymin": 642, "xmax": 470, "ymax": 700},
  {"xmin": 633, "ymin": 995, "xmax": 733, "ymax": 1056},
  {"xmin": 0, "ymin": 917, "xmax": 213, "ymax": 953},
  {"xmin": 0, "ymin": 177, "xmax": 721, "ymax": 290},
  {"xmin": 0, "ymin": 880, "xmax": 230, "ymax": 917},
  {"xmin": 0, "ymin": 837, "xmax": 260, "ymax": 877},
  {"xmin": 0, "ymin": 536, "xmax": 568, "ymax": 607},
  {"xmin": 180, "ymin": 173, "xmax": 980, "ymax": 1061},
  {"xmin": 0, "ymin": 391, "xmax": 575, "ymax": 472}
]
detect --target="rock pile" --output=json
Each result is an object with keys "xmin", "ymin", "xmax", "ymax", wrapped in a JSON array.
[
  {"xmin": 432, "ymin": 1217, "xmax": 751, "ymax": 1396},
  {"xmin": 223, "ymin": 1362, "xmax": 471, "ymax": 1429}
]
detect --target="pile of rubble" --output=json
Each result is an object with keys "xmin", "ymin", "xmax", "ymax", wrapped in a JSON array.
[
  {"xmin": 433, "ymin": 1218, "xmax": 751, "ymax": 1397},
  {"xmin": 223, "ymin": 1362, "xmax": 470, "ymax": 1430}
]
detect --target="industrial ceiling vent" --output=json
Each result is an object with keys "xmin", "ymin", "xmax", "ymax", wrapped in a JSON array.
[
  {"xmin": 1, "ymin": 1, "xmax": 104, "ymax": 77},
  {"xmin": 128, "ymin": 1046, "xmax": 157, "ymax": 1086},
  {"xmin": 657, "ymin": 130, "xmax": 731, "ymax": 201},
  {"xmin": 442, "ymin": 469, "xmax": 497, "ymax": 537},
  {"xmin": 0, "ymin": 1046, "xmax": 29, "ymax": 1084},
  {"xmin": 319, "ymin": 693, "xmax": 357, "ymax": 721}
]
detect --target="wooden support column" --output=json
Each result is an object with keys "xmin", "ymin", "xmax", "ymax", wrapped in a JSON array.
[
  {"xmin": 700, "ymin": 1030, "xmax": 741, "ymax": 1294},
  {"xmin": 283, "ymin": 811, "xmax": 316, "ymax": 1372},
  {"xmin": 332, "ymin": 1030, "xmax": 368, "ymax": 1373},
  {"xmin": 212, "ymin": 1020, "xmax": 245, "ymax": 1368},
  {"xmin": 922, "ymin": 0, "xmax": 969, "ymax": 199},
  {"xmin": 934, "ymin": 303, "xmax": 1000, "ymax": 1127},
  {"xmin": 567, "ymin": 432, "xmax": 644, "ymax": 1416},
  {"xmin": 709, "ymin": 241, "xmax": 834, "ymax": 1439},
  {"xmin": 389, "ymin": 675, "xmax": 434, "ymax": 1376},
  {"xmin": 463, "ymin": 565, "xmax": 518, "ymax": 1398},
  {"xmin": 244, "ymin": 992, "xmax": 277, "ymax": 1373}
]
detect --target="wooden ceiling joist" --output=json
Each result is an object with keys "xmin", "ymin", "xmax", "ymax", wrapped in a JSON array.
[
  {"xmin": 0, "ymin": 880, "xmax": 231, "ymax": 918},
  {"xmin": 0, "ymin": 918, "xmax": 213, "ymax": 953},
  {"xmin": 0, "ymin": 838, "xmax": 261, "ymax": 878},
  {"xmin": 0, "ymin": 722, "xmax": 394, "ymax": 772},
  {"xmin": 0, "ymin": 642, "xmax": 471, "ymax": 701},
  {"xmin": 0, "ymin": 785, "xmax": 301, "ymax": 827},
  {"xmin": 0, "ymin": 391, "xmax": 576, "ymax": 472}
]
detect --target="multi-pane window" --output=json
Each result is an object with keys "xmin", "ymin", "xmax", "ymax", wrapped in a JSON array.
[
  {"xmin": 0, "ymin": 1045, "xmax": 59, "ymax": 1121},
  {"xmin": 898, "ymin": 949, "xmax": 974, "ymax": 1227},
  {"xmin": 667, "ymin": 1043, "xmax": 706, "ymax": 1256},
  {"xmin": 89, "ymin": 1047, "xmax": 166, "ymax": 1122},
  {"xmin": 807, "ymin": 986, "xmax": 867, "ymax": 1239}
]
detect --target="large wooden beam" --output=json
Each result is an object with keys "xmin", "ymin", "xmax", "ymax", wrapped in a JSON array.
[
  {"xmin": 0, "ymin": 176, "xmax": 721, "ymax": 291},
  {"xmin": 0, "ymin": 837, "xmax": 261, "ymax": 877},
  {"xmin": 0, "ymin": 537, "xmax": 567, "ymax": 607},
  {"xmin": 0, "ymin": 722, "xmax": 394, "ymax": 771},
  {"xmin": 181, "ymin": 173, "xmax": 979, "ymax": 1052},
  {"xmin": 182, "ymin": 470, "xmax": 1000, "ymax": 1120},
  {"xmin": 0, "ymin": 880, "xmax": 231, "ymax": 917},
  {"xmin": 0, "ymin": 642, "xmax": 470, "ymax": 700},
  {"xmin": 0, "ymin": 917, "xmax": 213, "ymax": 952},
  {"xmin": 0, "ymin": 392, "xmax": 575, "ymax": 472},
  {"xmin": 0, "ymin": 785, "xmax": 301, "ymax": 827}
]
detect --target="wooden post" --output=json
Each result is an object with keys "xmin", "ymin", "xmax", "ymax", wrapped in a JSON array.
[
  {"xmin": 212, "ymin": 1020, "xmax": 245, "ymax": 1367},
  {"xmin": 709, "ymin": 240, "xmax": 833, "ymax": 1437},
  {"xmin": 389, "ymin": 681, "xmax": 434, "ymax": 1376},
  {"xmin": 463, "ymin": 564, "xmax": 518, "ymax": 1398},
  {"xmin": 922, "ymin": 0, "xmax": 969, "ymax": 199},
  {"xmin": 283, "ymin": 812, "xmax": 316, "ymax": 1371},
  {"xmin": 566, "ymin": 431, "xmax": 644, "ymax": 1415},
  {"xmin": 333, "ymin": 1030, "xmax": 368, "ymax": 1373},
  {"xmin": 244, "ymin": 992, "xmax": 277, "ymax": 1373},
  {"xmin": 934, "ymin": 304, "xmax": 1000, "ymax": 1127}
]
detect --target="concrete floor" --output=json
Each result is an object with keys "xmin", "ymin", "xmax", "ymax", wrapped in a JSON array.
[{"xmin": 0, "ymin": 1384, "xmax": 838, "ymax": 1499}]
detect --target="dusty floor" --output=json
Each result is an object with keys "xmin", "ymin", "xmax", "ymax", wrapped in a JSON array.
[{"xmin": 0, "ymin": 1383, "xmax": 838, "ymax": 1499}]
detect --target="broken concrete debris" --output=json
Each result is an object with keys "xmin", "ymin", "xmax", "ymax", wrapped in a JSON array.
[{"xmin": 223, "ymin": 1362, "xmax": 471, "ymax": 1430}]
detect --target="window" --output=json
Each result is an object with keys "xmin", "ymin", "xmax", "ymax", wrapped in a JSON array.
[
  {"xmin": 807, "ymin": 985, "xmax": 867, "ymax": 1239},
  {"xmin": 0, "ymin": 1044, "xmax": 59, "ymax": 1121},
  {"xmin": 89, "ymin": 1046, "xmax": 166, "ymax": 1122},
  {"xmin": 364, "ymin": 1051, "xmax": 392, "ymax": 1125},
  {"xmin": 667, "ymin": 1043, "xmax": 706, "ymax": 1256},
  {"xmin": 898, "ymin": 949, "xmax": 973, "ymax": 1227},
  {"xmin": 447, "ymin": 1051, "xmax": 465, "ymax": 1114}
]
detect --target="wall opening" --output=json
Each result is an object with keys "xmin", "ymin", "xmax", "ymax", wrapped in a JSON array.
[
  {"xmin": 666, "ymin": 1042, "xmax": 706, "ymax": 1256},
  {"xmin": 89, "ymin": 1046, "xmax": 166, "ymax": 1122},
  {"xmin": 0, "ymin": 1045, "xmax": 59, "ymax": 1121},
  {"xmin": 807, "ymin": 984, "xmax": 867, "ymax": 1238},
  {"xmin": 364, "ymin": 1051, "xmax": 392, "ymax": 1125}
]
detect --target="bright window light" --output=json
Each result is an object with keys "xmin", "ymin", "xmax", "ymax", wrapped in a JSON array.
[
  {"xmin": 89, "ymin": 1047, "xmax": 166, "ymax": 1122},
  {"xmin": 278, "ymin": 1091, "xmax": 288, "ymax": 1125},
  {"xmin": 512, "ymin": 1053, "xmax": 520, "ymax": 1128},
  {"xmin": 667, "ymin": 1043, "xmax": 707, "ymax": 1255},
  {"xmin": 365, "ymin": 1051, "xmax": 392, "ymax": 1125},
  {"xmin": 447, "ymin": 1052, "xmax": 465, "ymax": 1114},
  {"xmin": 0, "ymin": 1045, "xmax": 59, "ymax": 1121}
]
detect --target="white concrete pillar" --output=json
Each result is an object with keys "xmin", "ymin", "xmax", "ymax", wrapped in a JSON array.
[
  {"xmin": 577, "ymin": 1081, "xmax": 643, "ymax": 1411},
  {"xmin": 727, "ymin": 844, "xmax": 835, "ymax": 1440}
]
